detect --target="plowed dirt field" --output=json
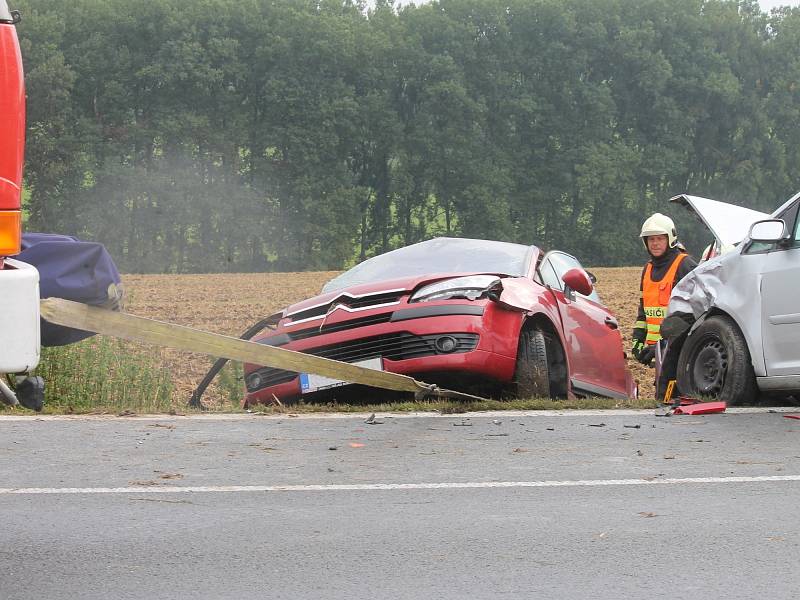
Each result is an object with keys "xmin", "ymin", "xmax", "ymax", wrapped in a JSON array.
[{"xmin": 123, "ymin": 267, "xmax": 651, "ymax": 407}]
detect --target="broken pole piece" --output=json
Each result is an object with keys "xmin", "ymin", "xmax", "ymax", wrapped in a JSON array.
[{"xmin": 662, "ymin": 380, "xmax": 676, "ymax": 405}]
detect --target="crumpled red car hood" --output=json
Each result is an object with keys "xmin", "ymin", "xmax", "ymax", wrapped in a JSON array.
[{"xmin": 284, "ymin": 271, "xmax": 510, "ymax": 315}]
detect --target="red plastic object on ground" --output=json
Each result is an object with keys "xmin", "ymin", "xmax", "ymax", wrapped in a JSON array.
[
  {"xmin": 783, "ymin": 415, "xmax": 800, "ymax": 420},
  {"xmin": 673, "ymin": 401, "xmax": 727, "ymax": 415},
  {"xmin": 676, "ymin": 396, "xmax": 701, "ymax": 406}
]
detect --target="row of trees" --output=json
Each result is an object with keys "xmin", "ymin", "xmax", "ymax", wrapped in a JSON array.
[{"xmin": 16, "ymin": 0, "xmax": 800, "ymax": 272}]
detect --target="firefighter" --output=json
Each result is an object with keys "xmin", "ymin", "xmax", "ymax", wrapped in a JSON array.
[{"xmin": 631, "ymin": 213, "xmax": 697, "ymax": 376}]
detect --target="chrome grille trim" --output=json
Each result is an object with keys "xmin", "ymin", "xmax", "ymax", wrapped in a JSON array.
[
  {"xmin": 286, "ymin": 288, "xmax": 407, "ymax": 322},
  {"xmin": 289, "ymin": 301, "xmax": 401, "ymax": 326}
]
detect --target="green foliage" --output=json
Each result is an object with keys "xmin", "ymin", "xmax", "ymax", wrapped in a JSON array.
[
  {"xmin": 31, "ymin": 336, "xmax": 174, "ymax": 413},
  {"xmin": 216, "ymin": 360, "xmax": 245, "ymax": 406},
  {"xmin": 14, "ymin": 0, "xmax": 800, "ymax": 269}
]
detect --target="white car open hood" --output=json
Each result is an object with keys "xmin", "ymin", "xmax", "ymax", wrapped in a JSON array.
[
  {"xmin": 667, "ymin": 193, "xmax": 781, "ymax": 378},
  {"xmin": 669, "ymin": 194, "xmax": 770, "ymax": 247}
]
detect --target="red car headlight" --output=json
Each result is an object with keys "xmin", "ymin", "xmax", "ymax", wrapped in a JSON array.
[{"xmin": 410, "ymin": 275, "xmax": 501, "ymax": 303}]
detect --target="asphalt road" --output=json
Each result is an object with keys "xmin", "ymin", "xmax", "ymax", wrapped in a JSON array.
[{"xmin": 1, "ymin": 409, "xmax": 799, "ymax": 600}]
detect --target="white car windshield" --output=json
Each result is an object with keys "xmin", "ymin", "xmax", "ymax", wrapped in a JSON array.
[{"xmin": 322, "ymin": 237, "xmax": 534, "ymax": 293}]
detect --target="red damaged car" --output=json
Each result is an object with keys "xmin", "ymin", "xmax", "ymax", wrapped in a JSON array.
[{"xmin": 243, "ymin": 238, "xmax": 636, "ymax": 406}]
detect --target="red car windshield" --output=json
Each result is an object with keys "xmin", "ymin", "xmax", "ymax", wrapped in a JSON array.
[{"xmin": 323, "ymin": 237, "xmax": 535, "ymax": 293}]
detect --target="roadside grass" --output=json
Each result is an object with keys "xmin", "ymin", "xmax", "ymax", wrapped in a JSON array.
[
  {"xmin": 216, "ymin": 361, "xmax": 245, "ymax": 406},
  {"xmin": 245, "ymin": 395, "xmax": 657, "ymax": 415},
  {"xmin": 24, "ymin": 336, "xmax": 176, "ymax": 414}
]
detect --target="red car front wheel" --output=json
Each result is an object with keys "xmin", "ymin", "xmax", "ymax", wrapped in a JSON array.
[{"xmin": 514, "ymin": 328, "xmax": 551, "ymax": 399}]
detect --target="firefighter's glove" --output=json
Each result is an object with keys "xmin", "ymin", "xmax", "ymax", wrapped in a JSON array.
[
  {"xmin": 631, "ymin": 339, "xmax": 645, "ymax": 361},
  {"xmin": 636, "ymin": 344, "xmax": 656, "ymax": 367}
]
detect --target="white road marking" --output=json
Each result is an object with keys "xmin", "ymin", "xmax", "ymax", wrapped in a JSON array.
[{"xmin": 2, "ymin": 475, "xmax": 799, "ymax": 495}]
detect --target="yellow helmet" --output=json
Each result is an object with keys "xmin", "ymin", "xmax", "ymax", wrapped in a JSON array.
[{"xmin": 640, "ymin": 213, "xmax": 677, "ymax": 248}]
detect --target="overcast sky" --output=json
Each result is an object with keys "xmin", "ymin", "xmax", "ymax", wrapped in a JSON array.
[{"xmin": 760, "ymin": 0, "xmax": 800, "ymax": 10}]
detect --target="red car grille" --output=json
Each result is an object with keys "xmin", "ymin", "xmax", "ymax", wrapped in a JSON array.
[{"xmin": 246, "ymin": 332, "xmax": 479, "ymax": 392}]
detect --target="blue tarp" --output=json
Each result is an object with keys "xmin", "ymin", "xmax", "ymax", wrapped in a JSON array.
[{"xmin": 17, "ymin": 233, "xmax": 123, "ymax": 347}]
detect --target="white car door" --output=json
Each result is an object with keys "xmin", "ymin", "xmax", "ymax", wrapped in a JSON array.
[{"xmin": 761, "ymin": 202, "xmax": 800, "ymax": 376}]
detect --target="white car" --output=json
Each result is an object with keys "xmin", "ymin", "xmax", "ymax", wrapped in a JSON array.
[{"xmin": 667, "ymin": 192, "xmax": 800, "ymax": 404}]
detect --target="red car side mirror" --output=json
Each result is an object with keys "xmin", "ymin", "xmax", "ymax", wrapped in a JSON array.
[{"xmin": 561, "ymin": 268, "xmax": 593, "ymax": 297}]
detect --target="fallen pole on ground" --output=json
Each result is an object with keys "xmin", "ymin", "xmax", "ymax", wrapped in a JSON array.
[{"xmin": 40, "ymin": 298, "xmax": 487, "ymax": 404}]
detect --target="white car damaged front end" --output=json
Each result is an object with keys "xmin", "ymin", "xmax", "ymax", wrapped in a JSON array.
[
  {"xmin": 665, "ymin": 192, "xmax": 800, "ymax": 403},
  {"xmin": 668, "ymin": 249, "xmax": 769, "ymax": 378}
]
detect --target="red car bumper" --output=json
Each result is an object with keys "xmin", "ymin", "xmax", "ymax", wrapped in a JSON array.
[{"xmin": 243, "ymin": 301, "xmax": 524, "ymax": 406}]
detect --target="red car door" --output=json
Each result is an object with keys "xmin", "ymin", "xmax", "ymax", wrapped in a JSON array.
[{"xmin": 538, "ymin": 252, "xmax": 629, "ymax": 398}]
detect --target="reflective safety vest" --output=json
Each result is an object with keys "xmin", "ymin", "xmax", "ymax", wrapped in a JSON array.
[{"xmin": 642, "ymin": 253, "xmax": 688, "ymax": 345}]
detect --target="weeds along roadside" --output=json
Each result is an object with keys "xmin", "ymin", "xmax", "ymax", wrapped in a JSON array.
[
  {"xmin": 24, "ymin": 337, "xmax": 176, "ymax": 414},
  {"xmin": 0, "ymin": 337, "xmax": 249, "ymax": 414}
]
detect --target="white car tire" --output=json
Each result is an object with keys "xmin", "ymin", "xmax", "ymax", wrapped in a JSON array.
[{"xmin": 676, "ymin": 315, "xmax": 758, "ymax": 405}]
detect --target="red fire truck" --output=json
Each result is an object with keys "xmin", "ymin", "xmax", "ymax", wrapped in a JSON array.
[{"xmin": 0, "ymin": 2, "xmax": 43, "ymax": 409}]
